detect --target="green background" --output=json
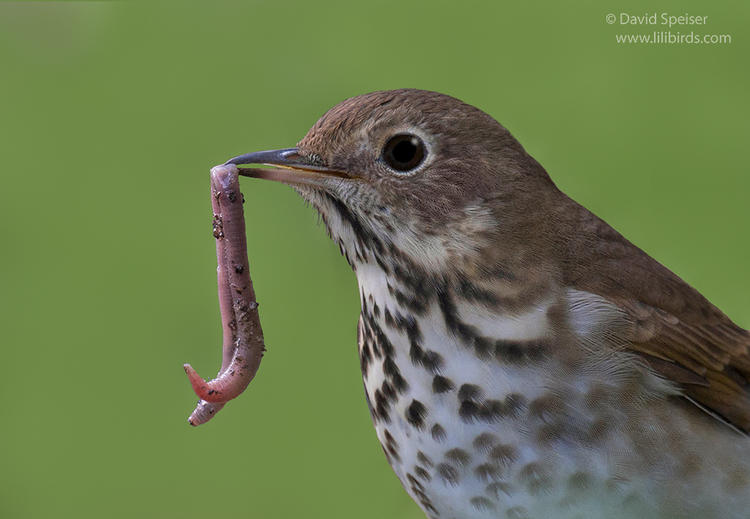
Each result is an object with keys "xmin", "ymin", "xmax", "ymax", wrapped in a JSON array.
[{"xmin": 1, "ymin": 1, "xmax": 748, "ymax": 518}]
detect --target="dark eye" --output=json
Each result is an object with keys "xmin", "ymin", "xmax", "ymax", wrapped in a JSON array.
[{"xmin": 382, "ymin": 134, "xmax": 426, "ymax": 172}]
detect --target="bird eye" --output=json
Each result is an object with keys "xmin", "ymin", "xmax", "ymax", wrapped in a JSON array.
[{"xmin": 382, "ymin": 134, "xmax": 426, "ymax": 173}]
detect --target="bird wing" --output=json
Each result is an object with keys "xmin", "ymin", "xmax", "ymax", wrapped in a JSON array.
[{"xmin": 562, "ymin": 199, "xmax": 750, "ymax": 432}]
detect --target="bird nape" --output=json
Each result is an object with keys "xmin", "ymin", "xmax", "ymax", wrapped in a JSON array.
[{"xmin": 226, "ymin": 89, "xmax": 750, "ymax": 519}]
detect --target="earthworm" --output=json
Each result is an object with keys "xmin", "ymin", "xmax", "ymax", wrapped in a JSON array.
[{"xmin": 184, "ymin": 164, "xmax": 265, "ymax": 425}]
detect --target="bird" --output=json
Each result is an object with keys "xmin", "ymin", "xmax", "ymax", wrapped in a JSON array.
[{"xmin": 225, "ymin": 89, "xmax": 750, "ymax": 519}]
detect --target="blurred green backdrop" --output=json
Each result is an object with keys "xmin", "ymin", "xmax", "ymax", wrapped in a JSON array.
[{"xmin": 1, "ymin": 1, "xmax": 748, "ymax": 518}]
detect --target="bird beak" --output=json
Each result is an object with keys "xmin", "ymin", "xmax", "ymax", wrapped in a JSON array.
[{"xmin": 224, "ymin": 148, "xmax": 355, "ymax": 187}]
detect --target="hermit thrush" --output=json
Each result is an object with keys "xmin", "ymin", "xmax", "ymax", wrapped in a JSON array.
[{"xmin": 226, "ymin": 89, "xmax": 749, "ymax": 518}]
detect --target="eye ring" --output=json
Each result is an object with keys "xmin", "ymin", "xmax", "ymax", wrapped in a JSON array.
[{"xmin": 382, "ymin": 133, "xmax": 426, "ymax": 173}]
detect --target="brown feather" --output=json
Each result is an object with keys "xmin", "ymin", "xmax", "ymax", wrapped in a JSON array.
[{"xmin": 558, "ymin": 194, "xmax": 750, "ymax": 432}]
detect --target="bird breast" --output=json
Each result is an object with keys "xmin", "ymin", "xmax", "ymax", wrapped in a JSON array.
[{"xmin": 354, "ymin": 261, "xmax": 750, "ymax": 519}]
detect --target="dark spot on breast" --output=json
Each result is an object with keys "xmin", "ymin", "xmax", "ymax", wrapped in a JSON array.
[
  {"xmin": 406, "ymin": 473, "xmax": 424, "ymax": 492},
  {"xmin": 373, "ymin": 389, "xmax": 391, "ymax": 423},
  {"xmin": 417, "ymin": 450, "xmax": 433, "ymax": 467},
  {"xmin": 507, "ymin": 393, "xmax": 528, "ymax": 413},
  {"xmin": 410, "ymin": 341, "xmax": 425, "ymax": 365},
  {"xmin": 489, "ymin": 444, "xmax": 518, "ymax": 466},
  {"xmin": 495, "ymin": 339, "xmax": 547, "ymax": 364},
  {"xmin": 436, "ymin": 285, "xmax": 479, "ymax": 343},
  {"xmin": 389, "ymin": 310, "xmax": 422, "ymax": 344},
  {"xmin": 384, "ymin": 429, "xmax": 398, "ymax": 449},
  {"xmin": 475, "ymin": 463, "xmax": 503, "ymax": 482},
  {"xmin": 359, "ymin": 341, "xmax": 372, "ymax": 376},
  {"xmin": 383, "ymin": 307, "xmax": 395, "ymax": 328},
  {"xmin": 414, "ymin": 466, "xmax": 431, "ymax": 481},
  {"xmin": 495, "ymin": 340, "xmax": 524, "ymax": 363},
  {"xmin": 436, "ymin": 463, "xmax": 459, "ymax": 486},
  {"xmin": 483, "ymin": 398, "xmax": 517, "ymax": 421},
  {"xmin": 380, "ymin": 432, "xmax": 401, "ymax": 463},
  {"xmin": 386, "ymin": 443, "xmax": 400, "ymax": 461},
  {"xmin": 406, "ymin": 400, "xmax": 427, "ymax": 429},
  {"xmin": 381, "ymin": 380, "xmax": 397, "ymax": 401},
  {"xmin": 391, "ymin": 371, "xmax": 409, "ymax": 393},
  {"xmin": 420, "ymin": 350, "xmax": 443, "ymax": 373},
  {"xmin": 492, "ymin": 393, "xmax": 527, "ymax": 419},
  {"xmin": 432, "ymin": 375, "xmax": 455, "ymax": 394},
  {"xmin": 412, "ymin": 488, "xmax": 429, "ymax": 505},
  {"xmin": 371, "ymin": 320, "xmax": 395, "ymax": 357},
  {"xmin": 431, "ymin": 423, "xmax": 447, "ymax": 442},
  {"xmin": 472, "ymin": 336, "xmax": 494, "ymax": 359},
  {"xmin": 391, "ymin": 262, "xmax": 430, "ymax": 299},
  {"xmin": 459, "ymin": 400, "xmax": 482, "ymax": 423},
  {"xmin": 445, "ymin": 448, "xmax": 471, "ymax": 466},
  {"xmin": 472, "ymin": 432, "xmax": 498, "ymax": 452},
  {"xmin": 470, "ymin": 496, "xmax": 494, "ymax": 511},
  {"xmin": 526, "ymin": 340, "xmax": 546, "ymax": 360},
  {"xmin": 383, "ymin": 357, "xmax": 399, "ymax": 377},
  {"xmin": 458, "ymin": 383, "xmax": 482, "ymax": 401},
  {"xmin": 461, "ymin": 394, "xmax": 527, "ymax": 424},
  {"xmin": 393, "ymin": 286, "xmax": 428, "ymax": 315}
]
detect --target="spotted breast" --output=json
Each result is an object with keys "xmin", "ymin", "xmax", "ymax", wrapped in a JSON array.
[{"xmin": 354, "ymin": 255, "xmax": 750, "ymax": 519}]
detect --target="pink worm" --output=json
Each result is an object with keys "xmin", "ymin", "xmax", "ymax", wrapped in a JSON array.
[{"xmin": 184, "ymin": 164, "xmax": 265, "ymax": 426}]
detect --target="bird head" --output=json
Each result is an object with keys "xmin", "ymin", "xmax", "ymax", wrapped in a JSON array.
[{"xmin": 228, "ymin": 89, "xmax": 556, "ymax": 274}]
